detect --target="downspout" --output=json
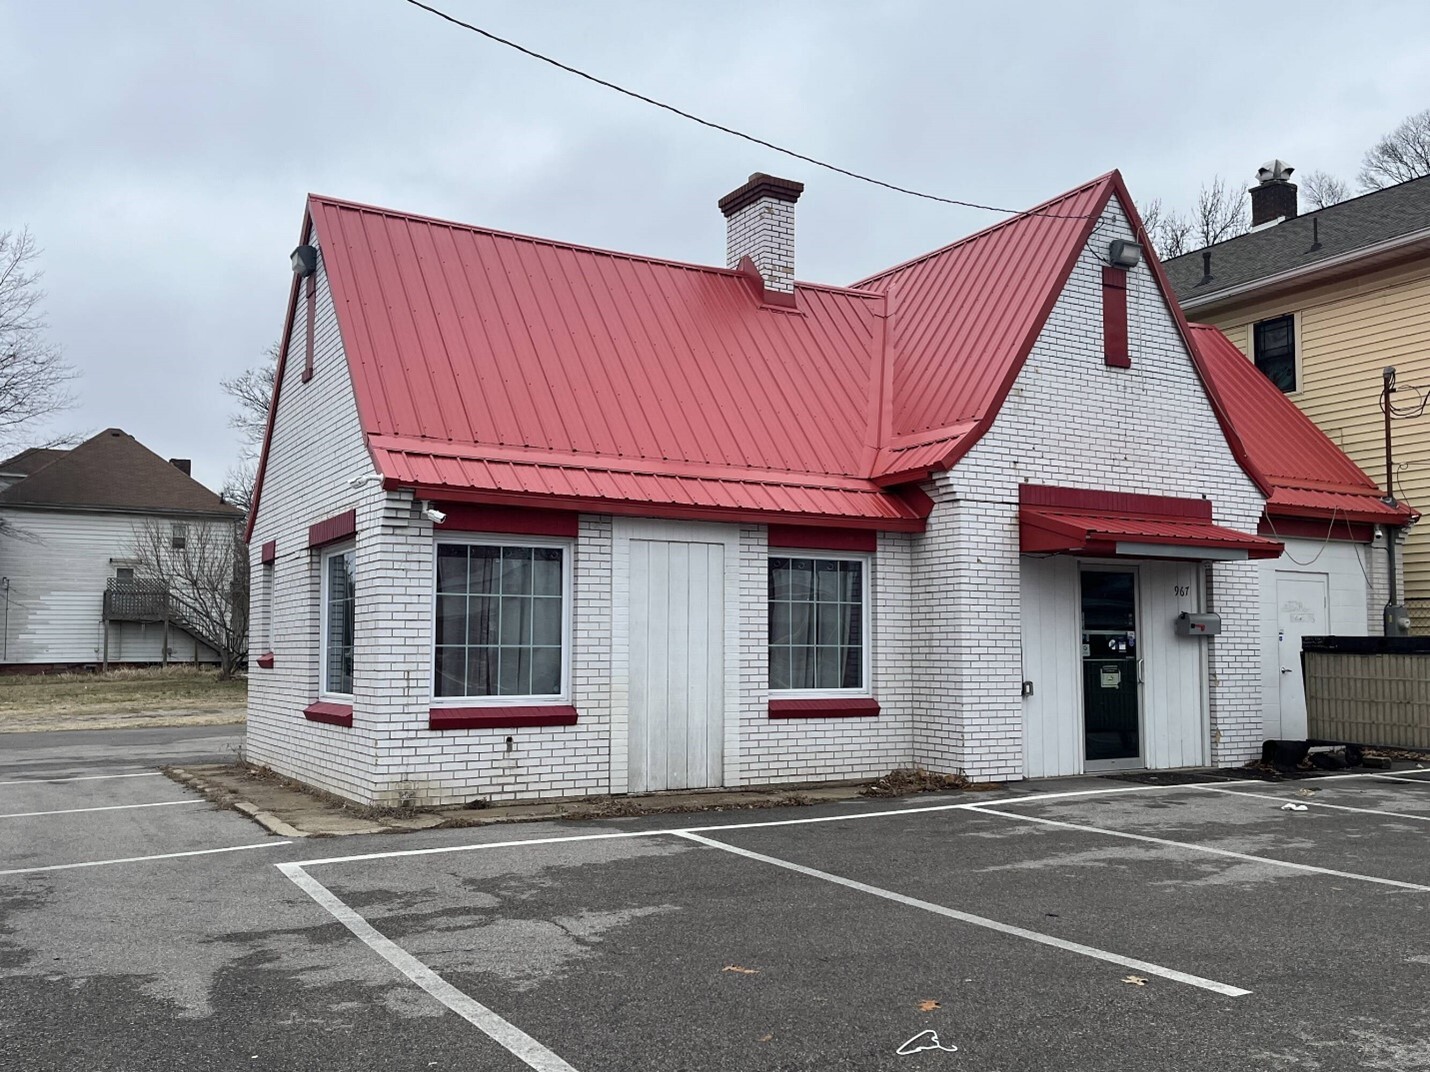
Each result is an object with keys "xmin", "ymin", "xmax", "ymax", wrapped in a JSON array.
[{"xmin": 1382, "ymin": 367, "xmax": 1409, "ymax": 636}]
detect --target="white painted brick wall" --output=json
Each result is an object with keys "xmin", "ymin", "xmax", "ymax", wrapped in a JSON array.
[
  {"xmin": 923, "ymin": 195, "xmax": 1269, "ymax": 779},
  {"xmin": 725, "ymin": 197, "xmax": 797, "ymax": 293}
]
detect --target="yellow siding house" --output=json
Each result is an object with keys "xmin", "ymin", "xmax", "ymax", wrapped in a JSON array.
[{"xmin": 1166, "ymin": 167, "xmax": 1430, "ymax": 616}]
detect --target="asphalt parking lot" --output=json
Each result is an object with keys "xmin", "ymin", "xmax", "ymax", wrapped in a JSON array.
[{"xmin": 2, "ymin": 729, "xmax": 1429, "ymax": 1071}]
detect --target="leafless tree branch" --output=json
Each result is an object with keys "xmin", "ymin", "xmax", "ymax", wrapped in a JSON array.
[
  {"xmin": 1359, "ymin": 107, "xmax": 1430, "ymax": 191},
  {"xmin": 0, "ymin": 228, "xmax": 78, "ymax": 448},
  {"xmin": 1300, "ymin": 169, "xmax": 1351, "ymax": 210}
]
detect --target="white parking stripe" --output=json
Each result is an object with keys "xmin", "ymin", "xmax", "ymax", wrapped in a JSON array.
[
  {"xmin": 0, "ymin": 771, "xmax": 163, "ymax": 787},
  {"xmin": 0, "ymin": 799, "xmax": 202, "ymax": 820},
  {"xmin": 968, "ymin": 807, "xmax": 1430, "ymax": 892},
  {"xmin": 280, "ymin": 863, "xmax": 581, "ymax": 1071},
  {"xmin": 1184, "ymin": 783, "xmax": 1430, "ymax": 823},
  {"xmin": 675, "ymin": 831, "xmax": 1250, "ymax": 997},
  {"xmin": 0, "ymin": 840, "xmax": 289, "ymax": 877},
  {"xmin": 290, "ymin": 784, "xmax": 1176, "ymax": 869}
]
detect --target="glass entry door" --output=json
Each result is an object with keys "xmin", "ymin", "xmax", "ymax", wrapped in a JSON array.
[{"xmin": 1080, "ymin": 569, "xmax": 1142, "ymax": 770}]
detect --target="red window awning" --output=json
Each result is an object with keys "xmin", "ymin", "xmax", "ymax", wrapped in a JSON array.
[{"xmin": 1019, "ymin": 485, "xmax": 1283, "ymax": 561}]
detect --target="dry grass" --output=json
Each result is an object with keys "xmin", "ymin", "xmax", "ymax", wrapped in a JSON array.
[{"xmin": 0, "ymin": 666, "xmax": 246, "ymax": 732}]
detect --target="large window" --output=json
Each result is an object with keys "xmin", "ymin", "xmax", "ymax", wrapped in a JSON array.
[
  {"xmin": 1253, "ymin": 314, "xmax": 1297, "ymax": 392},
  {"xmin": 321, "ymin": 547, "xmax": 355, "ymax": 696},
  {"xmin": 435, "ymin": 542, "xmax": 568, "ymax": 700},
  {"xmin": 768, "ymin": 556, "xmax": 867, "ymax": 692}
]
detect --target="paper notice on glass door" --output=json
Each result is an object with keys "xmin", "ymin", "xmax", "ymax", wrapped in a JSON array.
[{"xmin": 1100, "ymin": 666, "xmax": 1121, "ymax": 688}]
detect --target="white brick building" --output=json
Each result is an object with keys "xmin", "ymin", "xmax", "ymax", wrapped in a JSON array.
[{"xmin": 244, "ymin": 172, "xmax": 1408, "ymax": 805}]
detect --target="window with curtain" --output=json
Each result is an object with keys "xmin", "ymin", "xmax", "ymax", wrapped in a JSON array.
[
  {"xmin": 768, "ymin": 556, "xmax": 866, "ymax": 691},
  {"xmin": 321, "ymin": 547, "xmax": 355, "ymax": 695},
  {"xmin": 435, "ymin": 543, "xmax": 566, "ymax": 699}
]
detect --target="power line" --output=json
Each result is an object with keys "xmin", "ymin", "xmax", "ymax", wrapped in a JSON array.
[{"xmin": 399, "ymin": 0, "xmax": 1095, "ymax": 220}]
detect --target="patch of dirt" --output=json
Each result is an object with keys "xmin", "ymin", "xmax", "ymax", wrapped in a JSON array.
[
  {"xmin": 1, "ymin": 709, "xmax": 245, "ymax": 733},
  {"xmin": 860, "ymin": 767, "xmax": 969, "ymax": 798}
]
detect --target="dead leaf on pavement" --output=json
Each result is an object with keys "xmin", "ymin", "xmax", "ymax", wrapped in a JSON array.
[
  {"xmin": 722, "ymin": 965, "xmax": 759, "ymax": 974},
  {"xmin": 1122, "ymin": 975, "xmax": 1148, "ymax": 986},
  {"xmin": 917, "ymin": 1000, "xmax": 941, "ymax": 1012},
  {"xmin": 757, "ymin": 1034, "xmax": 773, "ymax": 1043}
]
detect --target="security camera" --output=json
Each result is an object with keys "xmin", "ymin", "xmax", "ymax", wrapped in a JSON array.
[
  {"xmin": 422, "ymin": 505, "xmax": 446, "ymax": 525},
  {"xmin": 348, "ymin": 475, "xmax": 382, "ymax": 489}
]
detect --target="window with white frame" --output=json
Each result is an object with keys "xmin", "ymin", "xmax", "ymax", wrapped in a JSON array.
[
  {"xmin": 320, "ymin": 546, "xmax": 355, "ymax": 696},
  {"xmin": 768, "ymin": 555, "xmax": 868, "ymax": 692},
  {"xmin": 434, "ymin": 542, "xmax": 569, "ymax": 700}
]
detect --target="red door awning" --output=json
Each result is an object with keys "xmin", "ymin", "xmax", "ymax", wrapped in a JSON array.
[{"xmin": 1019, "ymin": 485, "xmax": 1283, "ymax": 561}]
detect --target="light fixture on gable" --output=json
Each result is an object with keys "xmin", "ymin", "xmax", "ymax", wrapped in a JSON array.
[
  {"xmin": 1108, "ymin": 240, "xmax": 1141, "ymax": 269},
  {"xmin": 291, "ymin": 244, "xmax": 318, "ymax": 277}
]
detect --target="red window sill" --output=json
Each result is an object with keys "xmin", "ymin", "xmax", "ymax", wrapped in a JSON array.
[
  {"xmin": 429, "ymin": 705, "xmax": 579, "ymax": 730},
  {"xmin": 256, "ymin": 652, "xmax": 275, "ymax": 669},
  {"xmin": 768, "ymin": 698, "xmax": 880, "ymax": 719},
  {"xmin": 304, "ymin": 701, "xmax": 353, "ymax": 727}
]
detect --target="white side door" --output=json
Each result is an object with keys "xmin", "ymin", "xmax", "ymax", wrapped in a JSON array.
[
  {"xmin": 1276, "ymin": 572, "xmax": 1329, "ymax": 740},
  {"xmin": 626, "ymin": 535, "xmax": 726, "ymax": 793}
]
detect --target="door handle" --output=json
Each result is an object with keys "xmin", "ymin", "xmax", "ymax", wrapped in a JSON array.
[
  {"xmin": 1280, "ymin": 666, "xmax": 1294, "ymax": 674},
  {"xmin": 1137, "ymin": 659, "xmax": 1144, "ymax": 684}
]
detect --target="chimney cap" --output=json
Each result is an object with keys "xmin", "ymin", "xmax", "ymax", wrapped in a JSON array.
[
  {"xmin": 1256, "ymin": 159, "xmax": 1295, "ymax": 184},
  {"xmin": 718, "ymin": 173, "xmax": 805, "ymax": 217}
]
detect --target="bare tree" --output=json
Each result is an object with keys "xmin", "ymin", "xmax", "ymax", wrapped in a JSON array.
[
  {"xmin": 219, "ymin": 341, "xmax": 277, "ymax": 515},
  {"xmin": 1359, "ymin": 107, "xmax": 1430, "ymax": 190},
  {"xmin": 1191, "ymin": 176, "xmax": 1249, "ymax": 248},
  {"xmin": 0, "ymin": 229, "xmax": 77, "ymax": 447},
  {"xmin": 1138, "ymin": 197, "xmax": 1194, "ymax": 259},
  {"xmin": 1300, "ymin": 169, "xmax": 1351, "ymax": 210},
  {"xmin": 128, "ymin": 518, "xmax": 249, "ymax": 678}
]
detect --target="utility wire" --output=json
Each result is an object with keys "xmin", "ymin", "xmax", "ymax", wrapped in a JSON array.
[{"xmin": 399, "ymin": 0, "xmax": 1095, "ymax": 220}]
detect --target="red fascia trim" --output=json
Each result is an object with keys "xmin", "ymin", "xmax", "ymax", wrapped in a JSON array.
[
  {"xmin": 393, "ymin": 484, "xmax": 929, "ymax": 533},
  {"xmin": 256, "ymin": 652, "xmax": 275, "ymax": 669},
  {"xmin": 1102, "ymin": 266, "xmax": 1131, "ymax": 368},
  {"xmin": 308, "ymin": 509, "xmax": 357, "ymax": 548},
  {"xmin": 428, "ymin": 705, "xmax": 579, "ymax": 730},
  {"xmin": 768, "ymin": 525, "xmax": 877, "ymax": 552},
  {"xmin": 768, "ymin": 698, "xmax": 881, "ymax": 719},
  {"xmin": 435, "ymin": 504, "xmax": 579, "ymax": 538},
  {"xmin": 1019, "ymin": 484, "xmax": 1212, "ymax": 519},
  {"xmin": 301, "ymin": 273, "xmax": 316, "ymax": 383},
  {"xmin": 244, "ymin": 214, "xmax": 312, "ymax": 544},
  {"xmin": 260, "ymin": 540, "xmax": 277, "ymax": 564},
  {"xmin": 1260, "ymin": 515, "xmax": 1376, "ymax": 542},
  {"xmin": 304, "ymin": 701, "xmax": 353, "ymax": 727}
]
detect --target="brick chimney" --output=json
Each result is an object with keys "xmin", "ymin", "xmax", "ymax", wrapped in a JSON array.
[
  {"xmin": 1250, "ymin": 159, "xmax": 1298, "ymax": 228},
  {"xmin": 169, "ymin": 458, "xmax": 192, "ymax": 476},
  {"xmin": 719, "ymin": 173, "xmax": 804, "ymax": 297}
]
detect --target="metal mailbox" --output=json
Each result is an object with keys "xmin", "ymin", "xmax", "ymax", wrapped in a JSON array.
[{"xmin": 1175, "ymin": 611, "xmax": 1222, "ymax": 637}]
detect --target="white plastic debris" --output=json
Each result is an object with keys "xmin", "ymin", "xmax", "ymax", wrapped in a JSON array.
[{"xmin": 1280, "ymin": 803, "xmax": 1309, "ymax": 812}]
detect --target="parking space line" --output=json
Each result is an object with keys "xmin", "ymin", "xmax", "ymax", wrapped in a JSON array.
[
  {"xmin": 0, "ymin": 799, "xmax": 202, "ymax": 820},
  {"xmin": 0, "ymin": 840, "xmax": 290, "ymax": 877},
  {"xmin": 290, "ymin": 784, "xmax": 1177, "ymax": 869},
  {"xmin": 0, "ymin": 771, "xmax": 163, "ymax": 787},
  {"xmin": 1183, "ymin": 784, "xmax": 1430, "ymax": 823},
  {"xmin": 279, "ymin": 863, "xmax": 581, "ymax": 1072},
  {"xmin": 968, "ymin": 807, "xmax": 1430, "ymax": 892},
  {"xmin": 674, "ymin": 831, "xmax": 1250, "ymax": 997}
]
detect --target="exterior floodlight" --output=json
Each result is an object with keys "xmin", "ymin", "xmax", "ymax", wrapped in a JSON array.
[
  {"xmin": 291, "ymin": 244, "xmax": 318, "ymax": 277},
  {"xmin": 1108, "ymin": 240, "xmax": 1141, "ymax": 269},
  {"xmin": 348, "ymin": 475, "xmax": 382, "ymax": 488}
]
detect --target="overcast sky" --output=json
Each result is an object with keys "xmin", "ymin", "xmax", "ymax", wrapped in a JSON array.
[{"xmin": 5, "ymin": 0, "xmax": 1430, "ymax": 492}]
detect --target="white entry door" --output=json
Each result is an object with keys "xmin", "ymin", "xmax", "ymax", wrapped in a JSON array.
[
  {"xmin": 1276, "ymin": 573, "xmax": 1329, "ymax": 740},
  {"xmin": 627, "ymin": 537, "xmax": 725, "ymax": 792}
]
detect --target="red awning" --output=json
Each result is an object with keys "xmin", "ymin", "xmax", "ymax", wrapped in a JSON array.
[{"xmin": 1019, "ymin": 485, "xmax": 1283, "ymax": 561}]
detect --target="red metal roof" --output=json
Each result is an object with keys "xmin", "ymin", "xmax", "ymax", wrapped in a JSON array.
[
  {"xmin": 1186, "ymin": 324, "xmax": 1413, "ymax": 525},
  {"xmin": 246, "ymin": 174, "xmax": 1406, "ymax": 539},
  {"xmin": 1018, "ymin": 486, "xmax": 1283, "ymax": 559}
]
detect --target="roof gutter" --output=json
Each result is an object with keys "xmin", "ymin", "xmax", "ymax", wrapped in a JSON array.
[{"xmin": 1181, "ymin": 226, "xmax": 1430, "ymax": 312}]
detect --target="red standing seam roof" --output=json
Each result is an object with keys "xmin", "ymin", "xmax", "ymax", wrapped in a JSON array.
[
  {"xmin": 245, "ymin": 173, "xmax": 1405, "ymax": 540},
  {"xmin": 1186, "ymin": 324, "xmax": 1414, "ymax": 525}
]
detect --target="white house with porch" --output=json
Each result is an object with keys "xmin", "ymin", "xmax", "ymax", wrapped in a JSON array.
[{"xmin": 244, "ymin": 170, "xmax": 1406, "ymax": 805}]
